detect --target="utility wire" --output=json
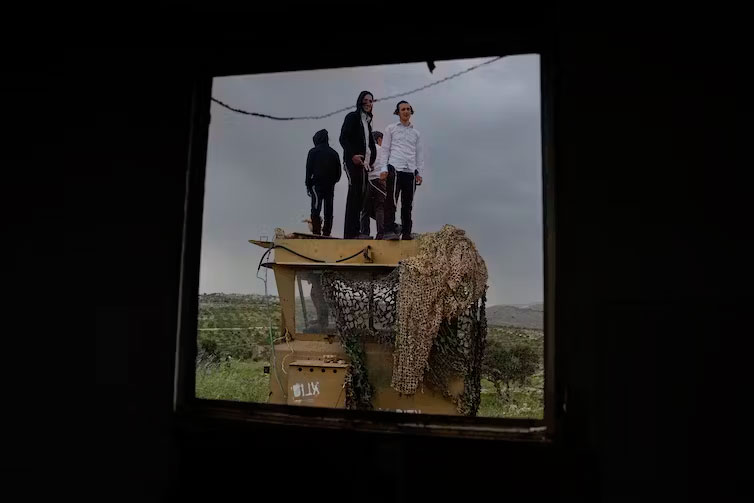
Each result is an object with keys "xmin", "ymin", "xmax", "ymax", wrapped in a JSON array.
[{"xmin": 211, "ymin": 56, "xmax": 503, "ymax": 121}]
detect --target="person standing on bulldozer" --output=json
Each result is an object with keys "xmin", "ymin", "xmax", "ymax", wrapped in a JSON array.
[
  {"xmin": 339, "ymin": 90, "xmax": 377, "ymax": 239},
  {"xmin": 359, "ymin": 131, "xmax": 399, "ymax": 240},
  {"xmin": 382, "ymin": 100, "xmax": 425, "ymax": 240},
  {"xmin": 305, "ymin": 128, "xmax": 341, "ymax": 236}
]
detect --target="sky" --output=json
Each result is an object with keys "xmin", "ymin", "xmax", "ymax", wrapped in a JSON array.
[{"xmin": 198, "ymin": 55, "xmax": 543, "ymax": 306}]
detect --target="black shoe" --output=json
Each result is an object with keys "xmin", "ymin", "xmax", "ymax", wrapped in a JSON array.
[
  {"xmin": 383, "ymin": 232, "xmax": 400, "ymax": 241},
  {"xmin": 311, "ymin": 216, "xmax": 322, "ymax": 235},
  {"xmin": 401, "ymin": 233, "xmax": 418, "ymax": 240},
  {"xmin": 357, "ymin": 234, "xmax": 373, "ymax": 240}
]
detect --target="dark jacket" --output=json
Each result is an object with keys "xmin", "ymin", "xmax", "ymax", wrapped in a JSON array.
[
  {"xmin": 306, "ymin": 129, "xmax": 341, "ymax": 188},
  {"xmin": 339, "ymin": 91, "xmax": 377, "ymax": 170}
]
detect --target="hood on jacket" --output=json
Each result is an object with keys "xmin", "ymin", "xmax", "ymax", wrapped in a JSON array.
[
  {"xmin": 356, "ymin": 90, "xmax": 374, "ymax": 118},
  {"xmin": 313, "ymin": 129, "xmax": 329, "ymax": 146}
]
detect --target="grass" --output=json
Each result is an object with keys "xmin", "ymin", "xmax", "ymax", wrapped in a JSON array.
[
  {"xmin": 477, "ymin": 325, "xmax": 544, "ymax": 419},
  {"xmin": 195, "ymin": 356, "xmax": 543, "ymax": 419},
  {"xmin": 478, "ymin": 370, "xmax": 544, "ymax": 419},
  {"xmin": 195, "ymin": 294, "xmax": 544, "ymax": 418},
  {"xmin": 195, "ymin": 358, "xmax": 271, "ymax": 403}
]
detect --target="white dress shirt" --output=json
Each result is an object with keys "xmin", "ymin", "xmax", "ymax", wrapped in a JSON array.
[
  {"xmin": 382, "ymin": 121, "xmax": 425, "ymax": 176},
  {"xmin": 368, "ymin": 144, "xmax": 388, "ymax": 180}
]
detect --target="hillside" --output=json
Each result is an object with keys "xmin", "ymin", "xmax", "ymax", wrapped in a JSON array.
[{"xmin": 485, "ymin": 304, "xmax": 543, "ymax": 329}]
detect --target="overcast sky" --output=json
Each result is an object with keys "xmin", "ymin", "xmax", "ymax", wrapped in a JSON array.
[{"xmin": 199, "ymin": 55, "xmax": 542, "ymax": 306}]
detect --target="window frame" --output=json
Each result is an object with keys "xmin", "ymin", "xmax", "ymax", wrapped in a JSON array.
[{"xmin": 174, "ymin": 49, "xmax": 560, "ymax": 443}]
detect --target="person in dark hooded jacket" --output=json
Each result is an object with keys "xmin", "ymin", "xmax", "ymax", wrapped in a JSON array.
[
  {"xmin": 306, "ymin": 129, "xmax": 341, "ymax": 236},
  {"xmin": 339, "ymin": 91, "xmax": 377, "ymax": 239}
]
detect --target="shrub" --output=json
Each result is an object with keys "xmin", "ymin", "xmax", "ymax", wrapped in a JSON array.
[{"xmin": 481, "ymin": 338, "xmax": 539, "ymax": 401}]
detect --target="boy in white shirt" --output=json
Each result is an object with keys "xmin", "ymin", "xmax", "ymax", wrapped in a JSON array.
[
  {"xmin": 381, "ymin": 100, "xmax": 424, "ymax": 240},
  {"xmin": 360, "ymin": 131, "xmax": 398, "ymax": 240}
]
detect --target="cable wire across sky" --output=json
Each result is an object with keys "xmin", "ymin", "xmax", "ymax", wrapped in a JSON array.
[{"xmin": 210, "ymin": 56, "xmax": 503, "ymax": 121}]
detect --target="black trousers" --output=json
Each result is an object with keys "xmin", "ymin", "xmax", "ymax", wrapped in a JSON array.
[
  {"xmin": 360, "ymin": 178, "xmax": 387, "ymax": 238},
  {"xmin": 385, "ymin": 169, "xmax": 417, "ymax": 237},
  {"xmin": 343, "ymin": 163, "xmax": 366, "ymax": 238},
  {"xmin": 309, "ymin": 185, "xmax": 334, "ymax": 236}
]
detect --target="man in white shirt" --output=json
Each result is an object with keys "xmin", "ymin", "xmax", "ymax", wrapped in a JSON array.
[
  {"xmin": 359, "ymin": 131, "xmax": 399, "ymax": 240},
  {"xmin": 381, "ymin": 100, "xmax": 425, "ymax": 240}
]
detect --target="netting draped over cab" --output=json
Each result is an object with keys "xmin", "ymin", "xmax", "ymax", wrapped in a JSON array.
[
  {"xmin": 321, "ymin": 225, "xmax": 488, "ymax": 414},
  {"xmin": 320, "ymin": 270, "xmax": 399, "ymax": 410}
]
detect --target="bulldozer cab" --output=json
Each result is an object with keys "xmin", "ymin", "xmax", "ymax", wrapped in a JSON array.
[{"xmin": 251, "ymin": 232, "xmax": 481, "ymax": 415}]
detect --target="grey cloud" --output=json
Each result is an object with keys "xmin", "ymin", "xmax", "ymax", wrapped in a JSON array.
[{"xmin": 199, "ymin": 55, "xmax": 543, "ymax": 305}]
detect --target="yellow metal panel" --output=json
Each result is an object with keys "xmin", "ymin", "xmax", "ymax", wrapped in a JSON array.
[
  {"xmin": 267, "ymin": 339, "xmax": 346, "ymax": 405},
  {"xmin": 273, "ymin": 238, "xmax": 418, "ymax": 266},
  {"xmin": 363, "ymin": 343, "xmax": 462, "ymax": 415},
  {"xmin": 259, "ymin": 237, "xmax": 461, "ymax": 415},
  {"xmin": 274, "ymin": 267, "xmax": 296, "ymax": 337},
  {"xmin": 249, "ymin": 239, "xmax": 273, "ymax": 248},
  {"xmin": 287, "ymin": 362, "xmax": 348, "ymax": 408},
  {"xmin": 269, "ymin": 339, "xmax": 461, "ymax": 415}
]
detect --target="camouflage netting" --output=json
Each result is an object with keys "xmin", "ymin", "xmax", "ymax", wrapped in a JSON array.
[
  {"xmin": 392, "ymin": 225, "xmax": 488, "ymax": 394},
  {"xmin": 321, "ymin": 225, "xmax": 489, "ymax": 415},
  {"xmin": 425, "ymin": 296, "xmax": 487, "ymax": 415},
  {"xmin": 321, "ymin": 270, "xmax": 399, "ymax": 409}
]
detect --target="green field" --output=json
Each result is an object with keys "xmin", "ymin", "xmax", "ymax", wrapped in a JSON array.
[
  {"xmin": 480, "ymin": 325, "xmax": 544, "ymax": 418},
  {"xmin": 196, "ymin": 293, "xmax": 280, "ymax": 360},
  {"xmin": 196, "ymin": 358, "xmax": 271, "ymax": 402},
  {"xmin": 479, "ymin": 372, "xmax": 544, "ymax": 419},
  {"xmin": 195, "ymin": 294, "xmax": 543, "ymax": 418}
]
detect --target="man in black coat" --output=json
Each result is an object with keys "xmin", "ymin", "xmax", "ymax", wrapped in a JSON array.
[
  {"xmin": 305, "ymin": 129, "xmax": 341, "ymax": 236},
  {"xmin": 339, "ymin": 90, "xmax": 377, "ymax": 239}
]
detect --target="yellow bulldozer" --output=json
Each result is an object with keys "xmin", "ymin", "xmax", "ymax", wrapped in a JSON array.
[{"xmin": 251, "ymin": 227, "xmax": 487, "ymax": 415}]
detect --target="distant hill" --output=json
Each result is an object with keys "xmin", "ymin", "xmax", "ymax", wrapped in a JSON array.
[{"xmin": 486, "ymin": 304, "xmax": 543, "ymax": 329}]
